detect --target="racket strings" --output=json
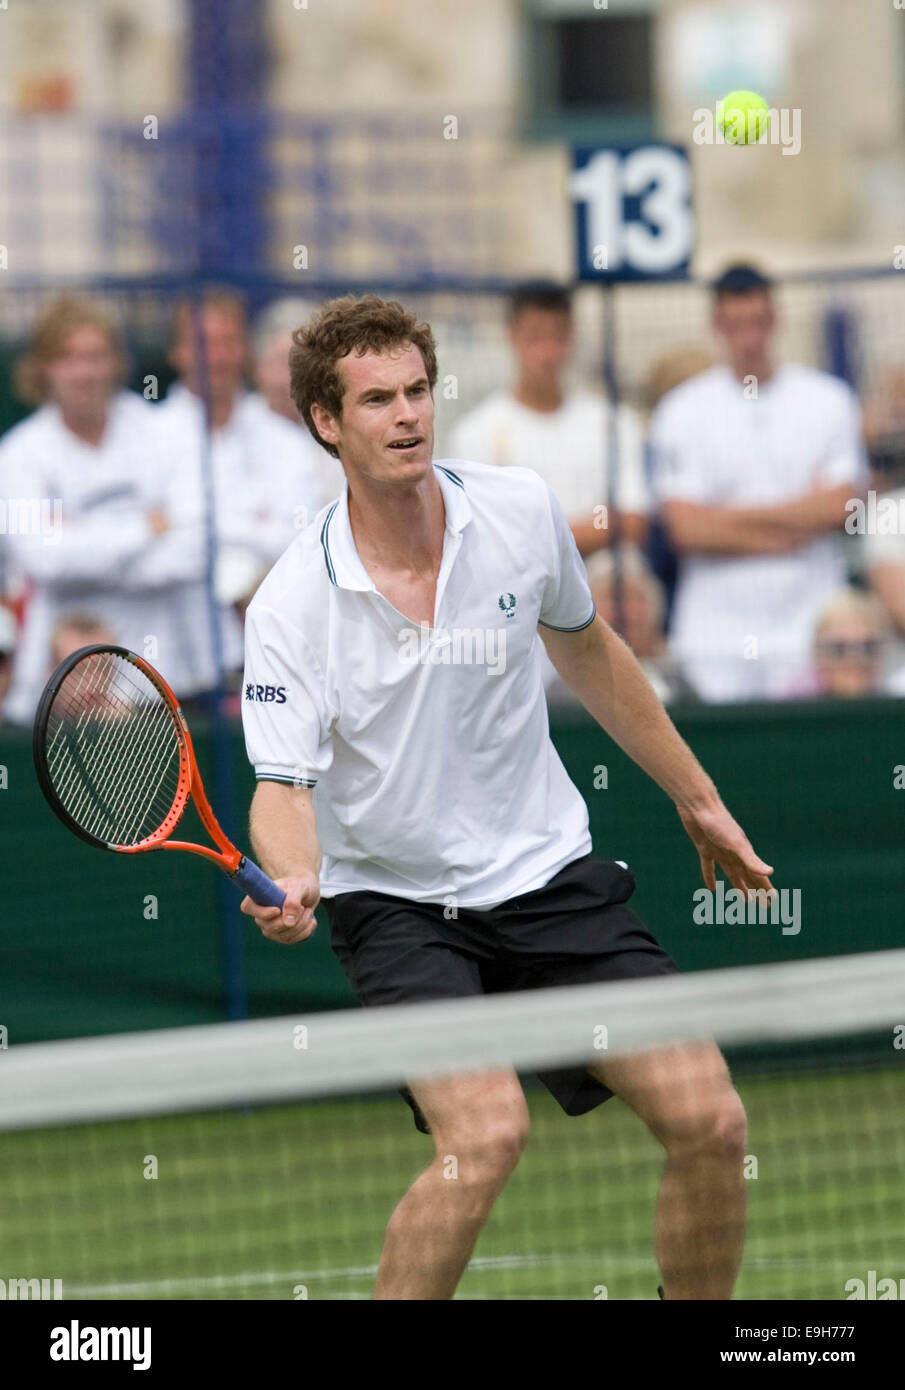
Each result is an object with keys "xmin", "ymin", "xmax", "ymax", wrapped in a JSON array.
[
  {"xmin": 44, "ymin": 652, "xmax": 184, "ymax": 847},
  {"xmin": 75, "ymin": 662, "xmax": 181, "ymax": 843},
  {"xmin": 50, "ymin": 664, "xmax": 176, "ymax": 844},
  {"xmin": 49, "ymin": 663, "xmax": 169, "ymax": 825},
  {"xmin": 53, "ymin": 664, "xmax": 180, "ymax": 844}
]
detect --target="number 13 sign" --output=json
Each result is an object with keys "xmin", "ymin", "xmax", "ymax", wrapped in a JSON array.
[{"xmin": 571, "ymin": 145, "xmax": 694, "ymax": 282}]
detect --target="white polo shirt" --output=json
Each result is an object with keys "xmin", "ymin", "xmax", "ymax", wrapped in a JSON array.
[
  {"xmin": 448, "ymin": 389, "xmax": 650, "ymax": 521},
  {"xmin": 650, "ymin": 364, "xmax": 867, "ymax": 702},
  {"xmin": 242, "ymin": 458, "xmax": 596, "ymax": 906}
]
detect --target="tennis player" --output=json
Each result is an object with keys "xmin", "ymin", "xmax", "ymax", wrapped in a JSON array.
[{"xmin": 239, "ymin": 295, "xmax": 775, "ymax": 1301}]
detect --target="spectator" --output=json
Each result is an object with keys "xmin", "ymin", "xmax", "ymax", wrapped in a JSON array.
[
  {"xmin": 858, "ymin": 369, "xmax": 905, "ymax": 643},
  {"xmin": 650, "ymin": 264, "xmax": 868, "ymax": 703},
  {"xmin": 0, "ymin": 296, "xmax": 204, "ymax": 726},
  {"xmin": 805, "ymin": 589, "xmax": 890, "ymax": 699},
  {"xmin": 542, "ymin": 547, "xmax": 696, "ymax": 707},
  {"xmin": 49, "ymin": 612, "xmax": 116, "ymax": 667},
  {"xmin": 449, "ymin": 282, "xmax": 649, "ymax": 556},
  {"xmin": 589, "ymin": 548, "xmax": 698, "ymax": 706},
  {"xmin": 159, "ymin": 291, "xmax": 327, "ymax": 626},
  {"xmin": 251, "ymin": 296, "xmax": 344, "ymax": 504},
  {"xmin": 862, "ymin": 366, "xmax": 905, "ymax": 489},
  {"xmin": 253, "ymin": 296, "xmax": 317, "ymax": 422},
  {"xmin": 863, "ymin": 499, "xmax": 905, "ymax": 641}
]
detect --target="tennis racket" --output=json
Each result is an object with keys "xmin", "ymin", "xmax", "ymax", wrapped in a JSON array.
[{"xmin": 32, "ymin": 644, "xmax": 286, "ymax": 910}]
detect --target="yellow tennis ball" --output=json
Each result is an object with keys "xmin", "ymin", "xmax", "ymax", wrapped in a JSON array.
[{"xmin": 717, "ymin": 90, "xmax": 771, "ymax": 145}]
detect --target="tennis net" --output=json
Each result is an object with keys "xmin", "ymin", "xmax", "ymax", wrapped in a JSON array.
[{"xmin": 1, "ymin": 949, "xmax": 903, "ymax": 1301}]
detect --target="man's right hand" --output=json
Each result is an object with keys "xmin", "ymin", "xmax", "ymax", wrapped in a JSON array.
[{"xmin": 240, "ymin": 873, "xmax": 321, "ymax": 945}]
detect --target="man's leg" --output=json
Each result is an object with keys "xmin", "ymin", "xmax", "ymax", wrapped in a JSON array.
[
  {"xmin": 374, "ymin": 1068, "xmax": 530, "ymax": 1300},
  {"xmin": 589, "ymin": 1041, "xmax": 747, "ymax": 1300}
]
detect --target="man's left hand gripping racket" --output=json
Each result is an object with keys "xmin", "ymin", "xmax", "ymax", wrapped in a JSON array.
[{"xmin": 33, "ymin": 644, "xmax": 286, "ymax": 910}]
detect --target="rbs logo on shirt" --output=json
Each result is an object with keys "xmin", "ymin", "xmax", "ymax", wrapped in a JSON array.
[{"xmin": 245, "ymin": 683, "xmax": 288, "ymax": 704}]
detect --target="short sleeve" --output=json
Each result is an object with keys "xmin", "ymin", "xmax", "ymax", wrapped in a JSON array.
[
  {"xmin": 242, "ymin": 602, "xmax": 333, "ymax": 787},
  {"xmin": 538, "ymin": 484, "xmax": 596, "ymax": 632},
  {"xmin": 814, "ymin": 383, "xmax": 868, "ymax": 487}
]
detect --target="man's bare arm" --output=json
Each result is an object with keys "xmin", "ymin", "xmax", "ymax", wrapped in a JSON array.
[
  {"xmin": 663, "ymin": 483, "xmax": 857, "ymax": 557},
  {"xmin": 570, "ymin": 509, "xmax": 649, "ymax": 557},
  {"xmin": 741, "ymin": 482, "xmax": 857, "ymax": 535},
  {"xmin": 240, "ymin": 781, "xmax": 322, "ymax": 944},
  {"xmin": 661, "ymin": 500, "xmax": 799, "ymax": 555},
  {"xmin": 539, "ymin": 615, "xmax": 774, "ymax": 894}
]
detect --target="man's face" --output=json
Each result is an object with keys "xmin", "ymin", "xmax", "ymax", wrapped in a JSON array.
[
  {"xmin": 170, "ymin": 307, "xmax": 247, "ymax": 404},
  {"xmin": 509, "ymin": 307, "xmax": 572, "ymax": 388},
  {"xmin": 713, "ymin": 292, "xmax": 775, "ymax": 376},
  {"xmin": 44, "ymin": 325, "xmax": 117, "ymax": 417},
  {"xmin": 313, "ymin": 343, "xmax": 434, "ymax": 484}
]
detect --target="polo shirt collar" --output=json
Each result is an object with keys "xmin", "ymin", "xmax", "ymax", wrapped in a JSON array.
[{"xmin": 320, "ymin": 462, "xmax": 472, "ymax": 590}]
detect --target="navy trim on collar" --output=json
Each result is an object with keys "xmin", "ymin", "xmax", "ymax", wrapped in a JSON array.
[
  {"xmin": 320, "ymin": 500, "xmax": 340, "ymax": 585},
  {"xmin": 321, "ymin": 464, "xmax": 470, "ymax": 588}
]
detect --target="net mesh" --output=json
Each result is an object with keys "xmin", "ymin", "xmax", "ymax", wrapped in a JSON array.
[
  {"xmin": 1, "ymin": 951, "xmax": 903, "ymax": 1301},
  {"xmin": 40, "ymin": 650, "xmax": 184, "ymax": 848}
]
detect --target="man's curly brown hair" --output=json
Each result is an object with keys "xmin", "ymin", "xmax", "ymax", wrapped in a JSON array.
[{"xmin": 289, "ymin": 294, "xmax": 438, "ymax": 458}]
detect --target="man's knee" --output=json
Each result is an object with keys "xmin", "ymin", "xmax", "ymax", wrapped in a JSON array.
[
  {"xmin": 443, "ymin": 1104, "xmax": 530, "ymax": 1185},
  {"xmin": 662, "ymin": 1086, "xmax": 747, "ymax": 1162},
  {"xmin": 418, "ymin": 1075, "xmax": 530, "ymax": 1189}
]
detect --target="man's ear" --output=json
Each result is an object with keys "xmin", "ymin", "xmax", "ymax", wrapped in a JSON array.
[{"xmin": 310, "ymin": 402, "xmax": 339, "ymax": 449}]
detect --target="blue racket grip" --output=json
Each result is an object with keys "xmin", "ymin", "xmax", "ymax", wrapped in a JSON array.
[{"xmin": 232, "ymin": 855, "xmax": 286, "ymax": 910}]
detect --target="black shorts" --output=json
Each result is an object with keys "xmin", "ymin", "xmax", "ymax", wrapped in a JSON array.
[{"xmin": 322, "ymin": 854, "xmax": 679, "ymax": 1134}]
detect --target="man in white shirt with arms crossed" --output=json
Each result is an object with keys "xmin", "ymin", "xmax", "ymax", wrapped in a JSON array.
[
  {"xmin": 651, "ymin": 264, "xmax": 867, "ymax": 702},
  {"xmin": 240, "ymin": 295, "xmax": 774, "ymax": 1302}
]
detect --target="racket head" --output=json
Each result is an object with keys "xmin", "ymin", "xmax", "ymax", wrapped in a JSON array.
[{"xmin": 33, "ymin": 644, "xmax": 192, "ymax": 853}]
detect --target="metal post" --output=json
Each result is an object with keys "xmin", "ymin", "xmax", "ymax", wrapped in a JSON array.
[
  {"xmin": 601, "ymin": 281, "xmax": 626, "ymax": 639},
  {"xmin": 187, "ymin": 0, "xmax": 270, "ymax": 272},
  {"xmin": 191, "ymin": 292, "xmax": 248, "ymax": 1023}
]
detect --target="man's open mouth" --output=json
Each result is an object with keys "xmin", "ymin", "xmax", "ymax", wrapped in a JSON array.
[{"xmin": 387, "ymin": 437, "xmax": 422, "ymax": 451}]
